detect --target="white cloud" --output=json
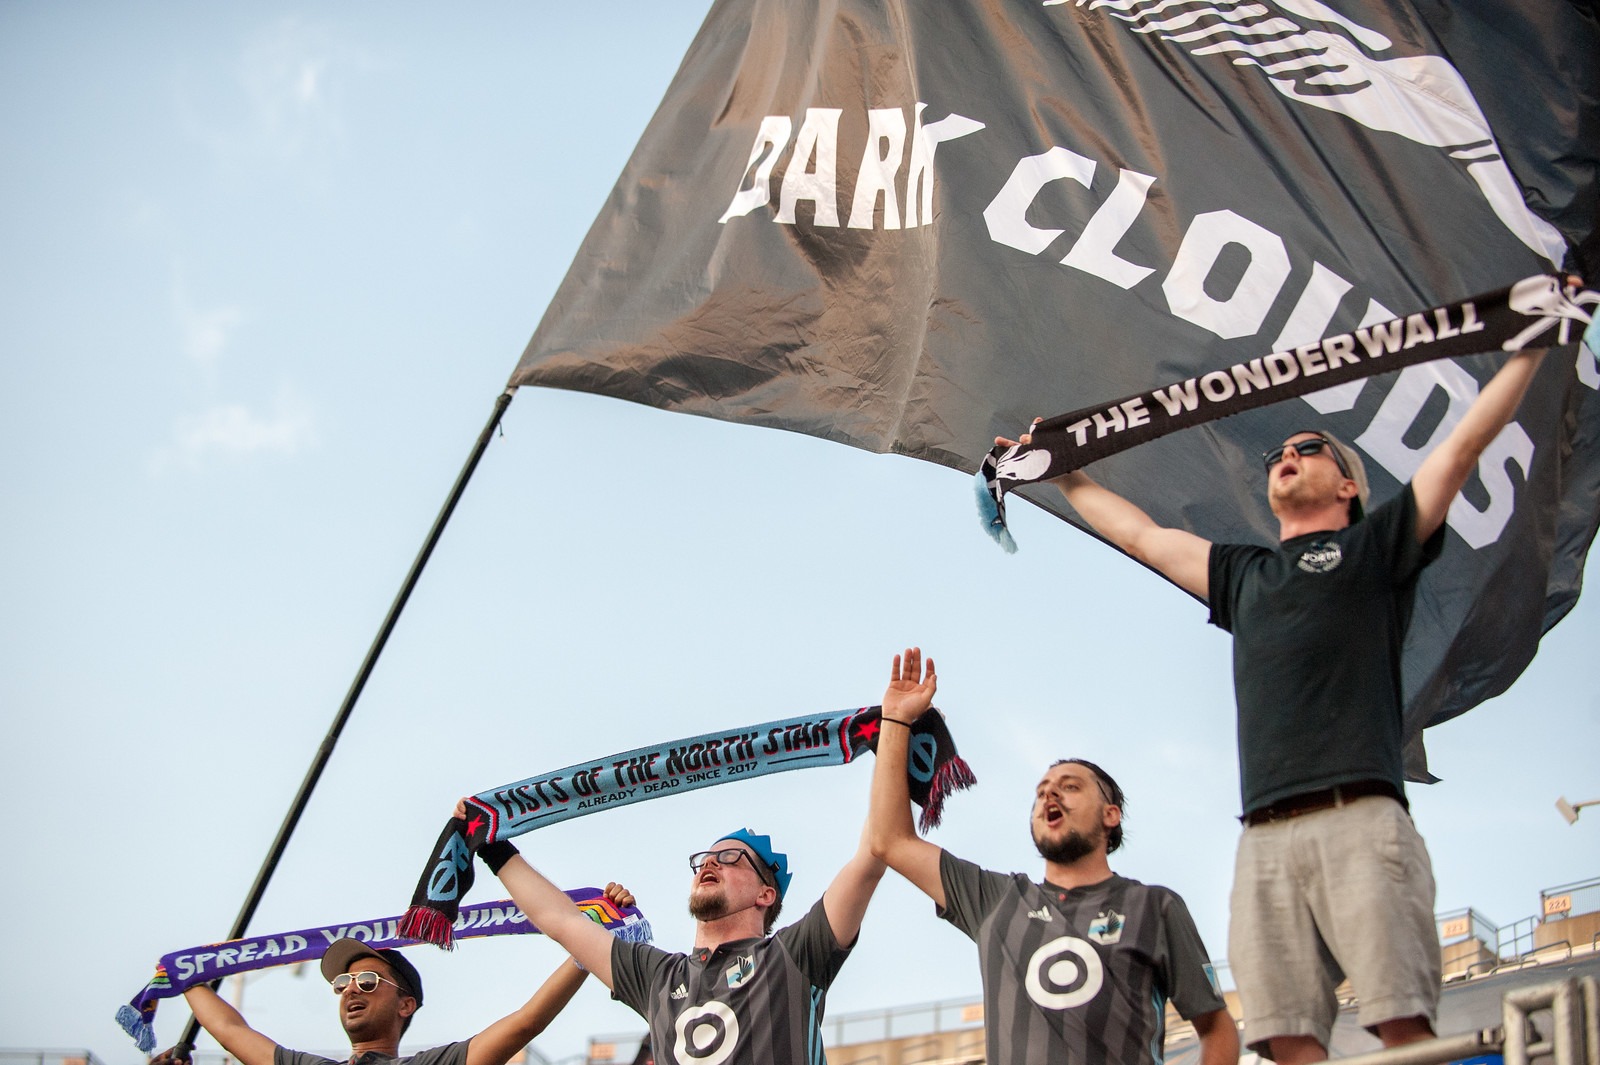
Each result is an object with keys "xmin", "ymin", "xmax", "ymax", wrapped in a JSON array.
[
  {"xmin": 171, "ymin": 276, "xmax": 246, "ymax": 366},
  {"xmin": 150, "ymin": 391, "xmax": 317, "ymax": 474},
  {"xmin": 238, "ymin": 21, "xmax": 337, "ymax": 156},
  {"xmin": 176, "ymin": 17, "xmax": 369, "ymax": 170},
  {"xmin": 295, "ymin": 57, "xmax": 322, "ymax": 104}
]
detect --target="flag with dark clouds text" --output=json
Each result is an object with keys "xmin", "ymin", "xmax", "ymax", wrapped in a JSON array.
[{"xmin": 510, "ymin": 0, "xmax": 1600, "ymax": 776}]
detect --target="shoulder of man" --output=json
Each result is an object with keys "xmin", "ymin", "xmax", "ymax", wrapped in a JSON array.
[
  {"xmin": 612, "ymin": 935, "xmax": 683, "ymax": 979},
  {"xmin": 772, "ymin": 894, "xmax": 834, "ymax": 948},
  {"xmin": 1102, "ymin": 875, "xmax": 1189, "ymax": 905},
  {"xmin": 938, "ymin": 850, "xmax": 1037, "ymax": 905},
  {"xmin": 275, "ymin": 1048, "xmax": 340, "ymax": 1065},
  {"xmin": 1356, "ymin": 483, "xmax": 1413, "ymax": 530},
  {"xmin": 936, "ymin": 848, "xmax": 1022, "ymax": 884},
  {"xmin": 394, "ymin": 1041, "xmax": 472, "ymax": 1065}
]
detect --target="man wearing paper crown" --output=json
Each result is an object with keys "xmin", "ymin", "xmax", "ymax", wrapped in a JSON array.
[
  {"xmin": 151, "ymin": 884, "xmax": 634, "ymax": 1065},
  {"xmin": 480, "ymin": 662, "xmax": 902, "ymax": 1065}
]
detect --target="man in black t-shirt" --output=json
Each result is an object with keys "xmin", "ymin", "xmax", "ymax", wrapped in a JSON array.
[
  {"xmin": 1001, "ymin": 343, "xmax": 1551, "ymax": 1062},
  {"xmin": 866, "ymin": 648, "xmax": 1239, "ymax": 1065},
  {"xmin": 153, "ymin": 888, "xmax": 633, "ymax": 1065}
]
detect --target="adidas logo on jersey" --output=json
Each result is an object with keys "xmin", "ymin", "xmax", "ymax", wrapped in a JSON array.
[
  {"xmin": 670, "ymin": 983, "xmax": 688, "ymax": 1001},
  {"xmin": 1027, "ymin": 907, "xmax": 1053, "ymax": 922}
]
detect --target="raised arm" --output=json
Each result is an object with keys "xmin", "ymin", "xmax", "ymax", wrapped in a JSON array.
[
  {"xmin": 818, "ymin": 843, "xmax": 887, "ymax": 948},
  {"xmin": 1054, "ymin": 471, "xmax": 1212, "ymax": 598},
  {"xmin": 1000, "ymin": 424, "xmax": 1212, "ymax": 597},
  {"xmin": 177, "ymin": 985, "xmax": 278, "ymax": 1065},
  {"xmin": 463, "ymin": 882, "xmax": 636, "ymax": 1065},
  {"xmin": 487, "ymin": 846, "xmax": 623, "ymax": 990},
  {"xmin": 862, "ymin": 647, "xmax": 947, "ymax": 908},
  {"xmin": 465, "ymin": 960, "xmax": 585, "ymax": 1065},
  {"xmin": 813, "ymin": 656, "xmax": 928, "ymax": 944},
  {"xmin": 1411, "ymin": 346, "xmax": 1549, "ymax": 542}
]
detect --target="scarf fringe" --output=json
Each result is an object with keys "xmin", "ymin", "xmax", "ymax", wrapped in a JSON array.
[
  {"xmin": 116, "ymin": 1005, "xmax": 156, "ymax": 1053},
  {"xmin": 973, "ymin": 469, "xmax": 1017, "ymax": 553},
  {"xmin": 399, "ymin": 905, "xmax": 457, "ymax": 949},
  {"xmin": 918, "ymin": 754, "xmax": 978, "ymax": 833},
  {"xmin": 616, "ymin": 918, "xmax": 653, "ymax": 944}
]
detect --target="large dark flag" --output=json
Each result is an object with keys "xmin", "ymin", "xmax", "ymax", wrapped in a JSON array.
[{"xmin": 510, "ymin": 0, "xmax": 1600, "ymax": 774}]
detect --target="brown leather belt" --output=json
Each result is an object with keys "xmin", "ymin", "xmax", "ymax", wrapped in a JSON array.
[{"xmin": 1242, "ymin": 780, "xmax": 1404, "ymax": 826}]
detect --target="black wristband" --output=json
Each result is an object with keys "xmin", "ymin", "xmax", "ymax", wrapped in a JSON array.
[
  {"xmin": 881, "ymin": 716, "xmax": 914, "ymax": 727},
  {"xmin": 479, "ymin": 839, "xmax": 520, "ymax": 874}
]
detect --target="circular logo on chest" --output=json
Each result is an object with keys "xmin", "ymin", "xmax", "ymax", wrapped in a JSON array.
[
  {"xmin": 1024, "ymin": 935, "xmax": 1104, "ymax": 1010},
  {"xmin": 1296, "ymin": 541, "xmax": 1344, "ymax": 574},
  {"xmin": 673, "ymin": 1001, "xmax": 740, "ymax": 1065}
]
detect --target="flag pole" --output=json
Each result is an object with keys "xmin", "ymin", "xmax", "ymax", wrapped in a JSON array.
[{"xmin": 173, "ymin": 386, "xmax": 518, "ymax": 1059}]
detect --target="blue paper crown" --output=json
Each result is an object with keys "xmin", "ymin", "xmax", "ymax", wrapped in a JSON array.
[{"xmin": 718, "ymin": 827, "xmax": 792, "ymax": 899}]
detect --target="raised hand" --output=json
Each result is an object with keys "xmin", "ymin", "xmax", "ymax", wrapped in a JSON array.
[{"xmin": 882, "ymin": 647, "xmax": 936, "ymax": 725}]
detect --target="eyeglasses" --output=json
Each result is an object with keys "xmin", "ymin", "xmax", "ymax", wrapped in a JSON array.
[
  {"xmin": 1262, "ymin": 435, "xmax": 1351, "ymax": 478},
  {"xmin": 332, "ymin": 971, "xmax": 404, "ymax": 995},
  {"xmin": 689, "ymin": 848, "xmax": 775, "ymax": 887}
]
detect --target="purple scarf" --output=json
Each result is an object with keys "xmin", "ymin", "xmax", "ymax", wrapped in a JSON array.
[{"xmin": 116, "ymin": 889, "xmax": 650, "ymax": 1052}]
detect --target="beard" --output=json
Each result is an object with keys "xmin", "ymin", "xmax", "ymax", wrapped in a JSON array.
[
  {"xmin": 1034, "ymin": 826, "xmax": 1100, "ymax": 865},
  {"xmin": 688, "ymin": 884, "xmax": 729, "ymax": 921}
]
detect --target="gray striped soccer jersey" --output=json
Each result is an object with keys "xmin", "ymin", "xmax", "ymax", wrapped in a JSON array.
[
  {"xmin": 611, "ymin": 897, "xmax": 850, "ymax": 1065},
  {"xmin": 940, "ymin": 853, "xmax": 1225, "ymax": 1065}
]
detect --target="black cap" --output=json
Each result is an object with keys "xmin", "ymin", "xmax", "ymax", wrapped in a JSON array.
[{"xmin": 320, "ymin": 939, "xmax": 424, "ymax": 1007}]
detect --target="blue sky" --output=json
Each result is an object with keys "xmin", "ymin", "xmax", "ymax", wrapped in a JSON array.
[{"xmin": 1, "ymin": 5, "xmax": 1595, "ymax": 1062}]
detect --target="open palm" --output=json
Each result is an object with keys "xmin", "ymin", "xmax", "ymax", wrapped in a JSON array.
[{"xmin": 882, "ymin": 647, "xmax": 936, "ymax": 723}]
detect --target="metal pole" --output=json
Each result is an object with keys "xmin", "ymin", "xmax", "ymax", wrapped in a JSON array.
[
  {"xmin": 173, "ymin": 388, "xmax": 516, "ymax": 1058},
  {"xmin": 1505, "ymin": 978, "xmax": 1583, "ymax": 1065},
  {"xmin": 1581, "ymin": 976, "xmax": 1598, "ymax": 1065}
]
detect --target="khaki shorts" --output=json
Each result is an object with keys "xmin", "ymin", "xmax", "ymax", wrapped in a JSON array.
[{"xmin": 1228, "ymin": 795, "xmax": 1440, "ymax": 1057}]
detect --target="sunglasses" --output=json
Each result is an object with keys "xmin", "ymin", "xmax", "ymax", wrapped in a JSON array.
[
  {"xmin": 1262, "ymin": 435, "xmax": 1351, "ymax": 478},
  {"xmin": 689, "ymin": 847, "xmax": 775, "ymax": 887},
  {"xmin": 332, "ymin": 971, "xmax": 404, "ymax": 995}
]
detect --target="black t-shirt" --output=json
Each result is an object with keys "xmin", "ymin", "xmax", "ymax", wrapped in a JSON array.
[
  {"xmin": 939, "ymin": 853, "xmax": 1225, "ymax": 1065},
  {"xmin": 610, "ymin": 897, "xmax": 850, "ymax": 1065},
  {"xmin": 1209, "ymin": 486, "xmax": 1443, "ymax": 814}
]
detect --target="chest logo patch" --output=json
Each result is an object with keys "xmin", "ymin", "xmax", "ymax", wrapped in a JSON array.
[
  {"xmin": 1087, "ymin": 908, "xmax": 1124, "ymax": 945},
  {"xmin": 673, "ymin": 1000, "xmax": 739, "ymax": 1065},
  {"xmin": 1025, "ymin": 935, "xmax": 1104, "ymax": 1011},
  {"xmin": 1297, "ymin": 541, "xmax": 1343, "ymax": 574},
  {"xmin": 725, "ymin": 954, "xmax": 756, "ymax": 989}
]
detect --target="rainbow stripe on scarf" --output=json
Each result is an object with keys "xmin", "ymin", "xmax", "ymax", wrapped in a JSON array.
[{"xmin": 116, "ymin": 888, "xmax": 649, "ymax": 1051}]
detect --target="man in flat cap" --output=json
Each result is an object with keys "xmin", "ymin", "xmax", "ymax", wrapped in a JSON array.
[{"xmin": 156, "ymin": 883, "xmax": 633, "ymax": 1065}]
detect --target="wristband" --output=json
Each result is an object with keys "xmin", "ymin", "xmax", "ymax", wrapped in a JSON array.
[
  {"xmin": 478, "ymin": 839, "xmax": 520, "ymax": 874},
  {"xmin": 881, "ymin": 716, "xmax": 914, "ymax": 727}
]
